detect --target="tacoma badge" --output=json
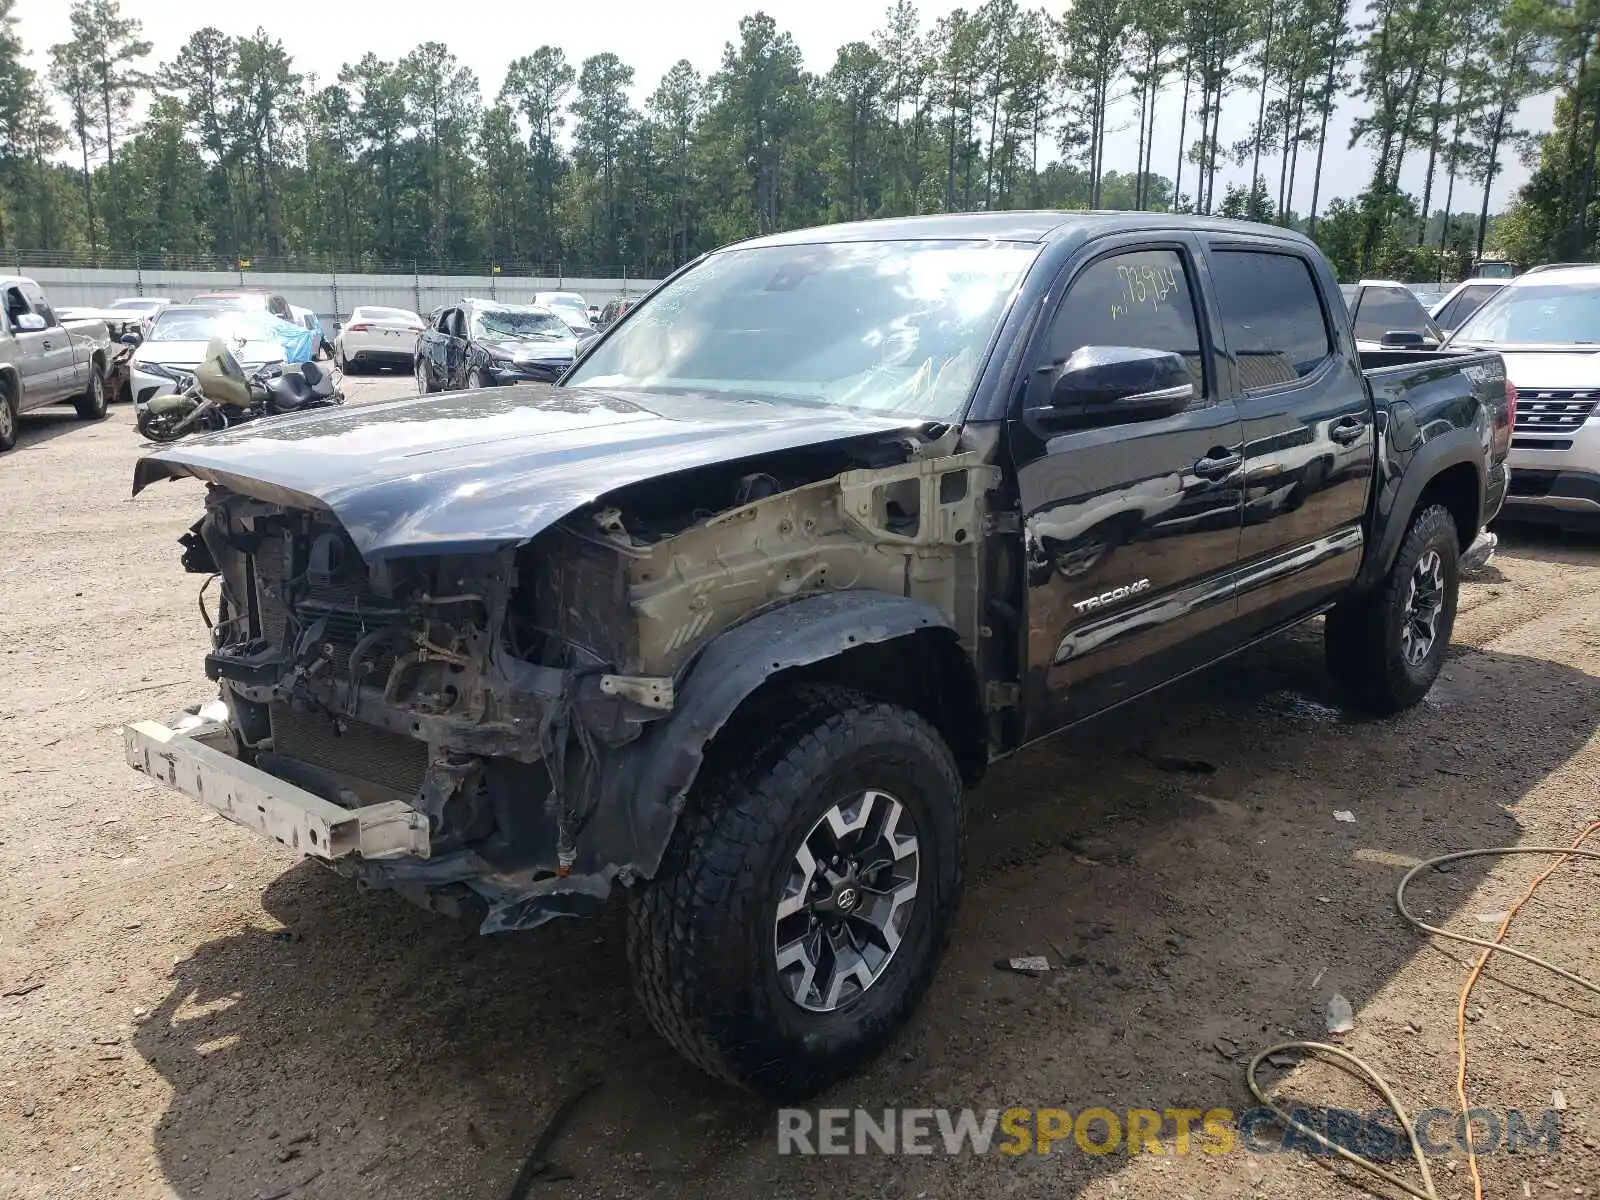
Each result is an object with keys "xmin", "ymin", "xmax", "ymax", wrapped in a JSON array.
[{"xmin": 1071, "ymin": 578, "xmax": 1152, "ymax": 614}]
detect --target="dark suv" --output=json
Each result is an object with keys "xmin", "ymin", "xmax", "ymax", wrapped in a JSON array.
[{"xmin": 413, "ymin": 299, "xmax": 584, "ymax": 392}]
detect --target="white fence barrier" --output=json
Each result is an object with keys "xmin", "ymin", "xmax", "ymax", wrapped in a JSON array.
[{"xmin": 24, "ymin": 267, "xmax": 662, "ymax": 325}]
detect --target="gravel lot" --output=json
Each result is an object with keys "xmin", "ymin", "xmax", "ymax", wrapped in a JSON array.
[{"xmin": 2, "ymin": 375, "xmax": 1598, "ymax": 1200}]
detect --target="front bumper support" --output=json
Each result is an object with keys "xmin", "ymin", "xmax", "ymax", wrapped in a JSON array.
[{"xmin": 124, "ymin": 712, "xmax": 431, "ymax": 861}]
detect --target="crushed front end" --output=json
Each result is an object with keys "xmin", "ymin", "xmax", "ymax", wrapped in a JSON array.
[
  {"xmin": 126, "ymin": 425, "xmax": 997, "ymax": 933},
  {"xmin": 128, "ymin": 487, "xmax": 677, "ymax": 930}
]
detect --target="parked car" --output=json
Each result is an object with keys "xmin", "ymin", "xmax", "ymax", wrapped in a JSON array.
[
  {"xmin": 335, "ymin": 305, "xmax": 425, "ymax": 373},
  {"xmin": 128, "ymin": 305, "xmax": 289, "ymax": 407},
  {"xmin": 55, "ymin": 304, "xmax": 147, "ymax": 343},
  {"xmin": 414, "ymin": 300, "xmax": 583, "ymax": 391},
  {"xmin": 1340, "ymin": 279, "xmax": 1446, "ymax": 350},
  {"xmin": 1431, "ymin": 278, "xmax": 1508, "ymax": 337},
  {"xmin": 0, "ymin": 274, "xmax": 111, "ymax": 451},
  {"xmin": 54, "ymin": 306, "xmax": 144, "ymax": 403},
  {"xmin": 1445, "ymin": 263, "xmax": 1600, "ymax": 529},
  {"xmin": 106, "ymin": 296, "xmax": 173, "ymax": 320},
  {"xmin": 188, "ymin": 289, "xmax": 295, "ymax": 323},
  {"xmin": 1406, "ymin": 284, "xmax": 1446, "ymax": 310},
  {"xmin": 531, "ymin": 290, "xmax": 595, "ymax": 334},
  {"xmin": 127, "ymin": 213, "xmax": 1509, "ymax": 1097}
]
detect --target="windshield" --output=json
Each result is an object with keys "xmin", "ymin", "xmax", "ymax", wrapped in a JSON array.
[
  {"xmin": 544, "ymin": 300, "xmax": 589, "ymax": 323},
  {"xmin": 110, "ymin": 298, "xmax": 161, "ymax": 311},
  {"xmin": 357, "ymin": 307, "xmax": 420, "ymax": 324},
  {"xmin": 472, "ymin": 308, "xmax": 572, "ymax": 340},
  {"xmin": 1452, "ymin": 281, "xmax": 1600, "ymax": 345},
  {"xmin": 567, "ymin": 239, "xmax": 1038, "ymax": 419},
  {"xmin": 147, "ymin": 308, "xmax": 278, "ymax": 343}
]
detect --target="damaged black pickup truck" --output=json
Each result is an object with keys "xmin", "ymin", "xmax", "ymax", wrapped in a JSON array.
[{"xmin": 126, "ymin": 213, "xmax": 1509, "ymax": 1097}]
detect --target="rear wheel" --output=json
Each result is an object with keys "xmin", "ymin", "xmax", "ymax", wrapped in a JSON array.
[
  {"xmin": 627, "ymin": 685, "xmax": 966, "ymax": 1098},
  {"xmin": 466, "ymin": 366, "xmax": 486, "ymax": 390},
  {"xmin": 414, "ymin": 356, "xmax": 433, "ymax": 394},
  {"xmin": 1326, "ymin": 503, "xmax": 1460, "ymax": 714},
  {"xmin": 0, "ymin": 380, "xmax": 17, "ymax": 451},
  {"xmin": 74, "ymin": 368, "xmax": 107, "ymax": 421}
]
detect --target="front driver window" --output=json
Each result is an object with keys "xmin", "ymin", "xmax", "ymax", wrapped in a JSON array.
[
  {"xmin": 1038, "ymin": 248, "xmax": 1207, "ymax": 402},
  {"xmin": 4, "ymin": 287, "xmax": 29, "ymax": 325}
]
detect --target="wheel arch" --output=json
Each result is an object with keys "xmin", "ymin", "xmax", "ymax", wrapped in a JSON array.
[
  {"xmin": 1357, "ymin": 435, "xmax": 1483, "ymax": 593},
  {"xmin": 597, "ymin": 590, "xmax": 987, "ymax": 882}
]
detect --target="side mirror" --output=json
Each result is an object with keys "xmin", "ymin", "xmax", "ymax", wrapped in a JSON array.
[
  {"xmin": 120, "ymin": 331, "xmax": 142, "ymax": 347},
  {"xmin": 1380, "ymin": 329, "xmax": 1427, "ymax": 348},
  {"xmin": 1036, "ymin": 346, "xmax": 1195, "ymax": 428},
  {"xmin": 13, "ymin": 312, "xmax": 47, "ymax": 333}
]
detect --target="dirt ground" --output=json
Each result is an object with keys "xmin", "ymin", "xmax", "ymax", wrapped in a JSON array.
[{"xmin": 2, "ymin": 375, "xmax": 1597, "ymax": 1200}]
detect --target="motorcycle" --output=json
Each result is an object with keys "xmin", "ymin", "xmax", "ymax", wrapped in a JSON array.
[{"xmin": 136, "ymin": 336, "xmax": 343, "ymax": 444}]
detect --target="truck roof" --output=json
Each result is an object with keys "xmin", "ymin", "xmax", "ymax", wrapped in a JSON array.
[{"xmin": 731, "ymin": 210, "xmax": 1319, "ymax": 252}]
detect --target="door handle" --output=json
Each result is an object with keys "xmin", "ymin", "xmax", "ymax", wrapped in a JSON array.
[
  {"xmin": 1330, "ymin": 417, "xmax": 1366, "ymax": 445},
  {"xmin": 1193, "ymin": 450, "xmax": 1242, "ymax": 480},
  {"xmin": 41, "ymin": 339, "xmax": 52, "ymax": 348}
]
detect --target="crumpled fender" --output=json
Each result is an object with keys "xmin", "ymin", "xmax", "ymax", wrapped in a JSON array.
[{"xmin": 592, "ymin": 589, "xmax": 959, "ymax": 881}]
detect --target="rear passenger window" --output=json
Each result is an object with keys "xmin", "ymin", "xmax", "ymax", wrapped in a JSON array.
[
  {"xmin": 1209, "ymin": 251, "xmax": 1332, "ymax": 390},
  {"xmin": 1352, "ymin": 286, "xmax": 1431, "ymax": 343},
  {"xmin": 1041, "ymin": 248, "xmax": 1206, "ymax": 395}
]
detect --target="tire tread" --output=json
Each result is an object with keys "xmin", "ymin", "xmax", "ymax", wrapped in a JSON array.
[{"xmin": 626, "ymin": 684, "xmax": 964, "ymax": 1095}]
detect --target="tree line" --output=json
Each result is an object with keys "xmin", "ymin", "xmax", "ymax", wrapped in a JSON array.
[{"xmin": 0, "ymin": 0, "xmax": 1586, "ymax": 283}]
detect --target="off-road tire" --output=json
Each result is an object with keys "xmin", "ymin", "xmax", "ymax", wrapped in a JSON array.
[
  {"xmin": 466, "ymin": 366, "xmax": 486, "ymax": 390},
  {"xmin": 627, "ymin": 685, "xmax": 965, "ymax": 1098},
  {"xmin": 1326, "ymin": 503, "xmax": 1460, "ymax": 714},
  {"xmin": 414, "ymin": 356, "xmax": 433, "ymax": 394},
  {"xmin": 74, "ymin": 367, "xmax": 107, "ymax": 421}
]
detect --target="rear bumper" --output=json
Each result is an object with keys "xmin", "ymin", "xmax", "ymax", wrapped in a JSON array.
[
  {"xmin": 124, "ymin": 706, "xmax": 431, "ymax": 861},
  {"xmin": 346, "ymin": 347, "xmax": 415, "ymax": 365}
]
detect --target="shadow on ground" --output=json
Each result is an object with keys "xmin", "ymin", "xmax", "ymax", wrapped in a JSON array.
[
  {"xmin": 12, "ymin": 404, "xmax": 131, "ymax": 452},
  {"xmin": 1493, "ymin": 519, "xmax": 1600, "ymax": 563},
  {"xmin": 133, "ymin": 622, "xmax": 1599, "ymax": 1199}
]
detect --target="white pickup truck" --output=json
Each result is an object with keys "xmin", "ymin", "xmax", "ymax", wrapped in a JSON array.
[{"xmin": 1, "ymin": 275, "xmax": 112, "ymax": 453}]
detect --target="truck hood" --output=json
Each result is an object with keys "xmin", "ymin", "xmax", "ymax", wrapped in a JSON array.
[
  {"xmin": 1463, "ymin": 346, "xmax": 1600, "ymax": 389},
  {"xmin": 132, "ymin": 385, "xmax": 924, "ymax": 558}
]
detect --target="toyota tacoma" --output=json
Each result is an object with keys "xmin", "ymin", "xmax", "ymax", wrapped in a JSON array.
[{"xmin": 125, "ymin": 214, "xmax": 1510, "ymax": 1097}]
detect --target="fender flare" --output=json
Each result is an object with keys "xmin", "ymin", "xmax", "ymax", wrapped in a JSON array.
[
  {"xmin": 1356, "ymin": 429, "xmax": 1484, "ymax": 592},
  {"xmin": 593, "ymin": 589, "xmax": 959, "ymax": 880}
]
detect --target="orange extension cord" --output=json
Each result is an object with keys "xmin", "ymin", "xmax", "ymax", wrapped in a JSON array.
[
  {"xmin": 1246, "ymin": 819, "xmax": 1600, "ymax": 1200},
  {"xmin": 1452, "ymin": 820, "xmax": 1600, "ymax": 1200}
]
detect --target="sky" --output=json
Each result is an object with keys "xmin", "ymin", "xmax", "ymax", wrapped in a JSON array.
[{"xmin": 10, "ymin": 0, "xmax": 1555, "ymax": 214}]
